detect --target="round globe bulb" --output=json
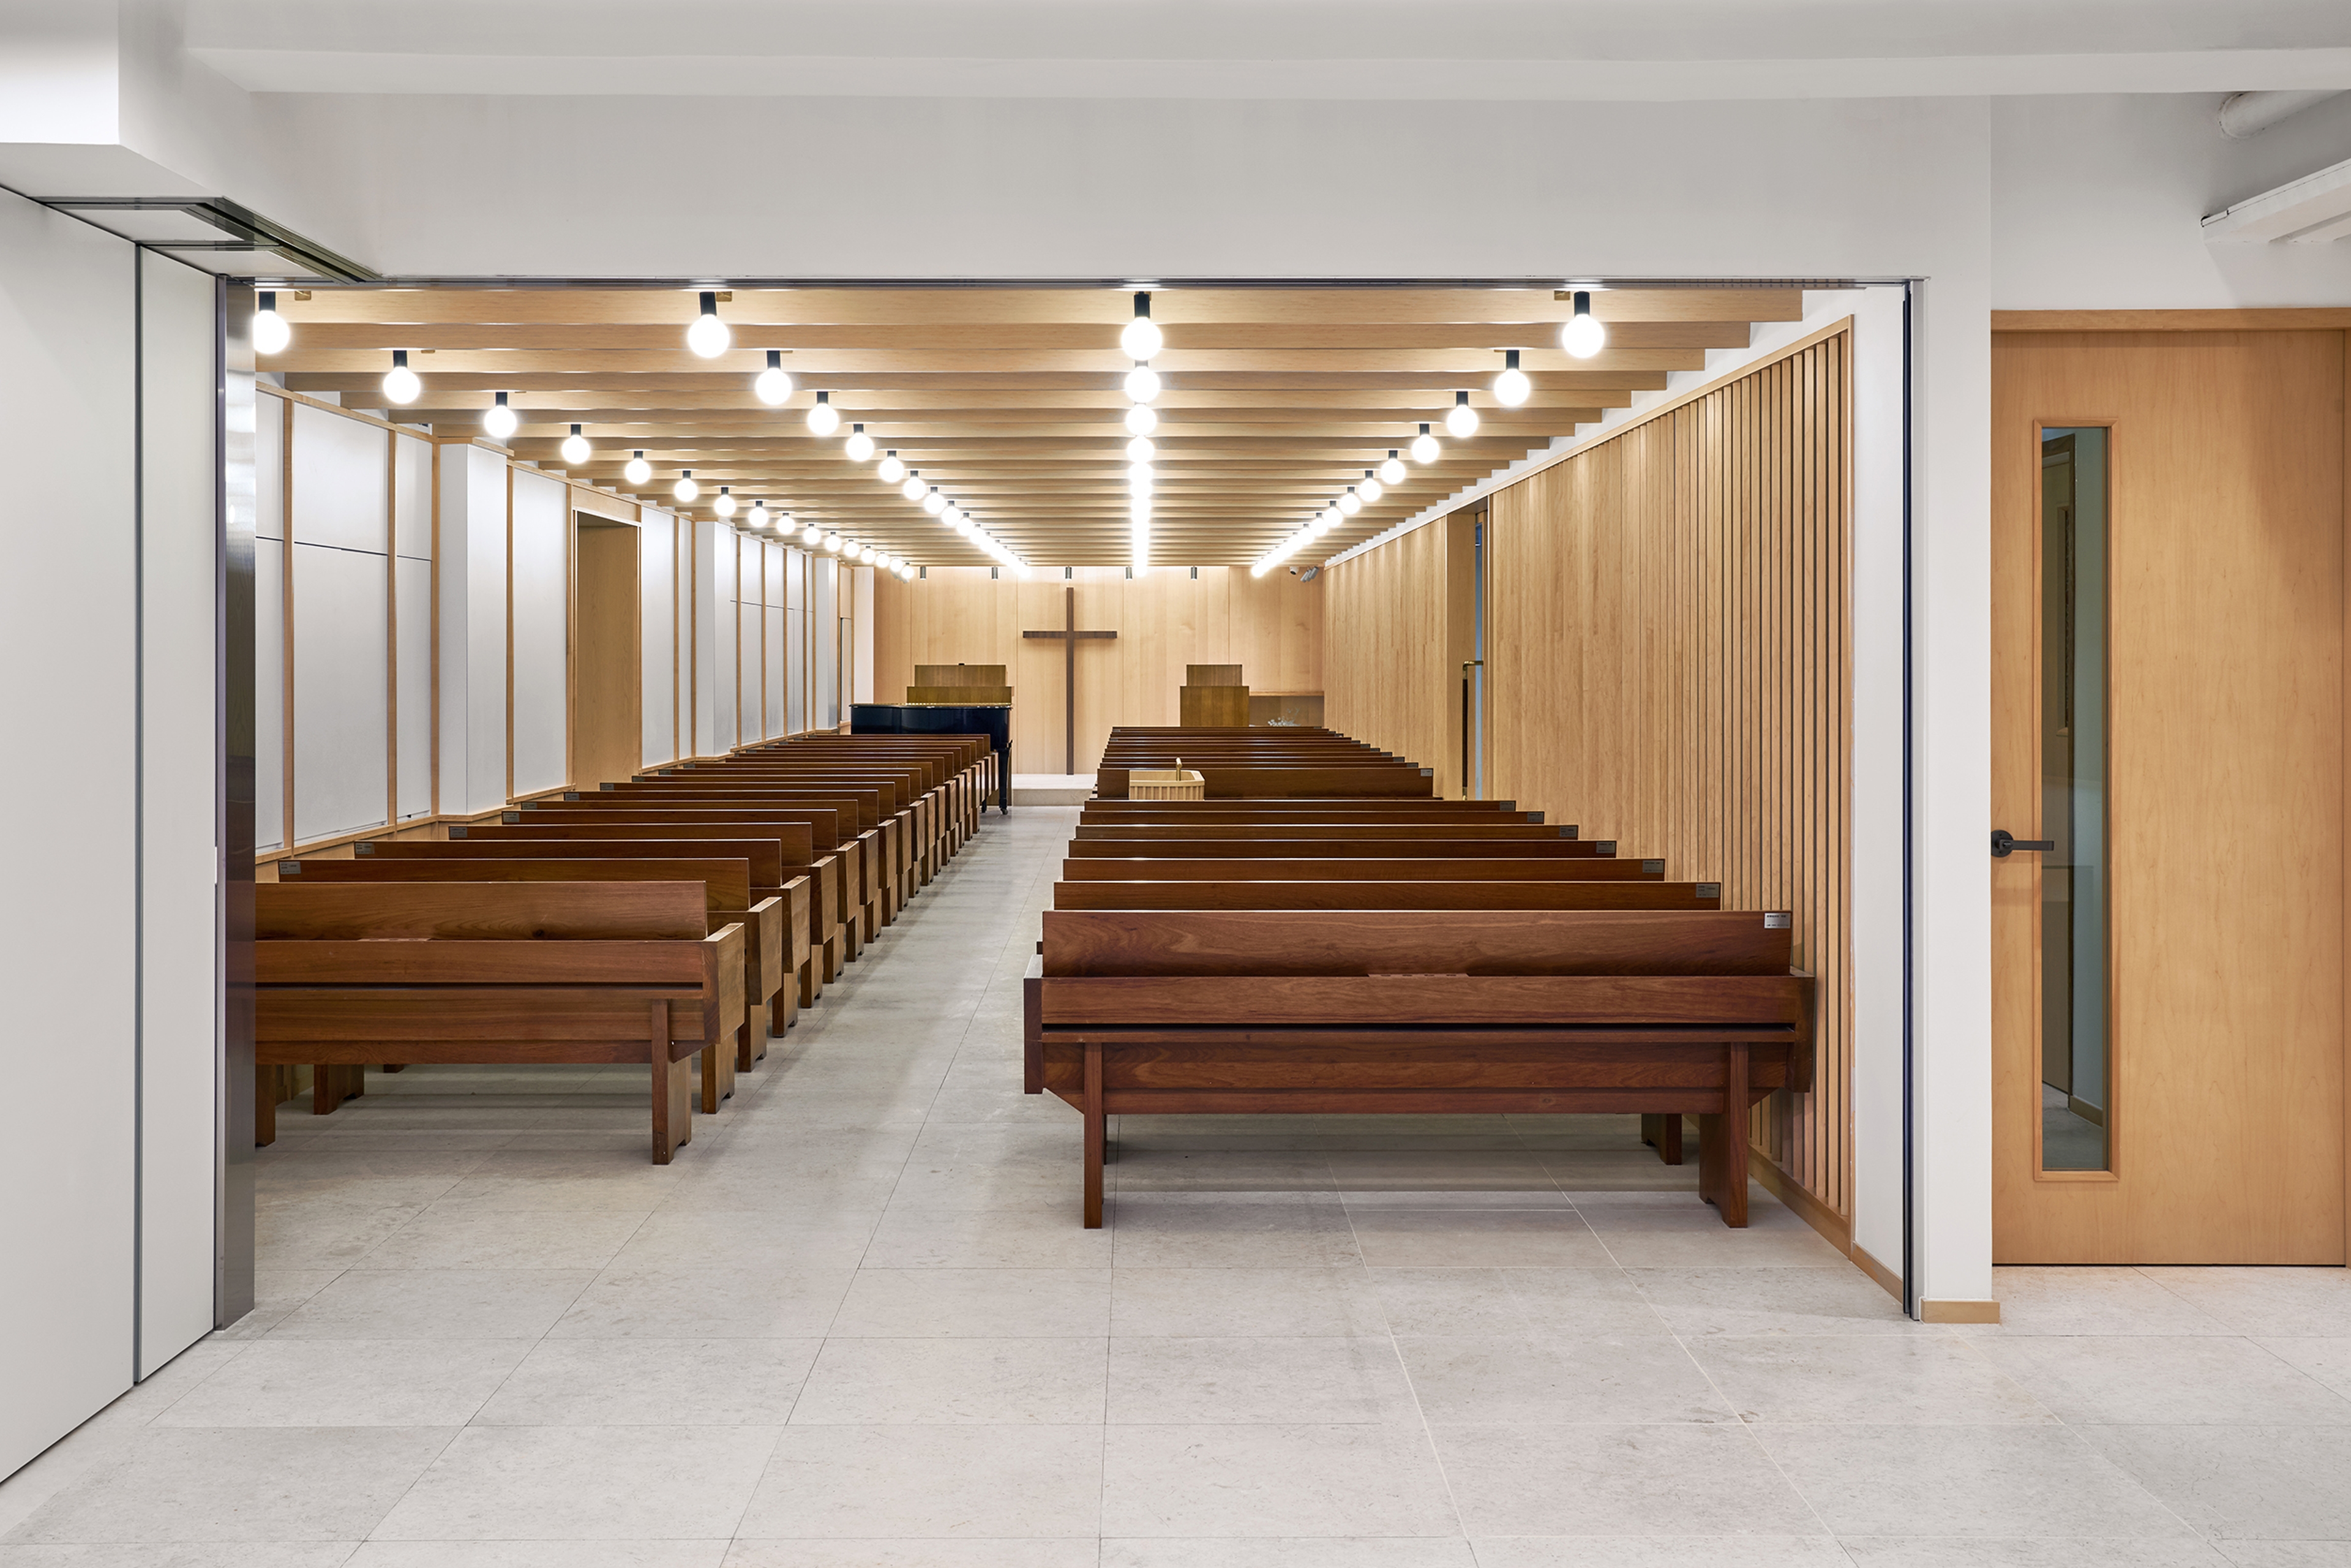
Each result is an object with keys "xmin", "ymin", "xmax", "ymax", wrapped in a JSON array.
[
  {"xmin": 252, "ymin": 307, "xmax": 291, "ymax": 356},
  {"xmin": 877, "ymin": 455, "xmax": 906, "ymax": 484},
  {"xmin": 1560, "ymin": 312, "xmax": 1606, "ymax": 359},
  {"xmin": 673, "ymin": 476, "xmax": 700, "ymax": 503},
  {"xmin": 800, "ymin": 525, "xmax": 822, "ymax": 546},
  {"xmin": 1123, "ymin": 364, "xmax": 1161, "ymax": 403},
  {"xmin": 1445, "ymin": 400, "xmax": 1480, "ymax": 438},
  {"xmin": 1125, "ymin": 435, "xmax": 1155, "ymax": 461},
  {"xmin": 747, "ymin": 503, "xmax": 769, "ymax": 528},
  {"xmin": 1322, "ymin": 506, "xmax": 1343, "ymax": 528},
  {"xmin": 1360, "ymin": 476, "xmax": 1384, "ymax": 503},
  {"xmin": 1125, "ymin": 404, "xmax": 1158, "ymax": 436},
  {"xmin": 1494, "ymin": 366, "xmax": 1531, "ymax": 406},
  {"xmin": 775, "ymin": 512, "xmax": 794, "ymax": 531},
  {"xmin": 844, "ymin": 429, "xmax": 875, "ymax": 462},
  {"xmin": 1120, "ymin": 316, "xmax": 1164, "ymax": 360},
  {"xmin": 754, "ymin": 366, "xmax": 792, "ymax": 405},
  {"xmin": 942, "ymin": 506, "xmax": 964, "ymax": 527},
  {"xmin": 686, "ymin": 311, "xmax": 730, "ymax": 359},
  {"xmin": 1127, "ymin": 462, "xmax": 1154, "ymax": 489},
  {"xmin": 821, "ymin": 533, "xmax": 841, "ymax": 553},
  {"xmin": 714, "ymin": 490, "xmax": 736, "ymax": 517},
  {"xmin": 482, "ymin": 402, "xmax": 517, "ymax": 440},
  {"xmin": 1339, "ymin": 492, "xmax": 1362, "ymax": 516},
  {"xmin": 624, "ymin": 454, "xmax": 652, "ymax": 485},
  {"xmin": 561, "ymin": 431, "xmax": 591, "ymax": 465},
  {"xmin": 383, "ymin": 364, "xmax": 421, "ymax": 405},
  {"xmin": 923, "ymin": 490, "xmax": 947, "ymax": 515},
  {"xmin": 901, "ymin": 476, "xmax": 925, "ymax": 501},
  {"xmin": 1380, "ymin": 456, "xmax": 1407, "ymax": 485},
  {"xmin": 806, "ymin": 402, "xmax": 841, "ymax": 437},
  {"xmin": 1411, "ymin": 432, "xmax": 1441, "ymax": 464}
]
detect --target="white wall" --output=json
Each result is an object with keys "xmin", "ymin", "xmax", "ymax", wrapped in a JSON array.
[
  {"xmin": 509, "ymin": 468, "xmax": 568, "ymax": 795},
  {"xmin": 288, "ymin": 400, "xmax": 388, "ymax": 841},
  {"xmin": 437, "ymin": 443, "xmax": 507, "ymax": 815},
  {"xmin": 640, "ymin": 506, "xmax": 678, "ymax": 765},
  {"xmin": 0, "ymin": 190, "xmax": 221, "ymax": 1479}
]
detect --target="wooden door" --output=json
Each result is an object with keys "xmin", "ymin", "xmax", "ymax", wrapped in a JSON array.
[{"xmin": 1992, "ymin": 328, "xmax": 2347, "ymax": 1263}]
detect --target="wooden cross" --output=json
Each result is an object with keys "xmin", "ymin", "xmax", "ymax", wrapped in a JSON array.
[{"xmin": 1022, "ymin": 585, "xmax": 1118, "ymax": 773}]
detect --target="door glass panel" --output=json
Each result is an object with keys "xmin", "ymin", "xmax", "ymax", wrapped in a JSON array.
[{"xmin": 2040, "ymin": 428, "xmax": 2110, "ymax": 1172}]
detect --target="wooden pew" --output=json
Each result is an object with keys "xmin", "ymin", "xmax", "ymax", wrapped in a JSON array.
[
  {"xmin": 1052, "ymin": 879, "xmax": 1723, "ymax": 912},
  {"xmin": 452, "ymin": 817, "xmax": 839, "ymax": 1006},
  {"xmin": 257, "ymin": 882, "xmax": 741, "ymax": 1163},
  {"xmin": 598, "ymin": 779, "xmax": 898, "ymax": 931},
  {"xmin": 355, "ymin": 839, "xmax": 812, "ymax": 1043},
  {"xmin": 1060, "ymin": 857, "xmax": 1667, "ymax": 882},
  {"xmin": 1065, "ymin": 837, "xmax": 1631, "ymax": 861},
  {"xmin": 1027, "ymin": 909, "xmax": 1812, "ymax": 1227},
  {"xmin": 279, "ymin": 855, "xmax": 773, "ymax": 1114}
]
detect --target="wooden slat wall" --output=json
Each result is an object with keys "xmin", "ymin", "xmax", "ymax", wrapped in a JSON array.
[
  {"xmin": 1324, "ymin": 518, "xmax": 1452, "ymax": 792},
  {"xmin": 873, "ymin": 566, "xmax": 1321, "ymax": 773},
  {"xmin": 1326, "ymin": 328, "xmax": 1853, "ymax": 1220}
]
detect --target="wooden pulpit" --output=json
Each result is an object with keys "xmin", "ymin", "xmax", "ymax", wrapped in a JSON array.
[
  {"xmin": 907, "ymin": 663, "xmax": 1013, "ymax": 705},
  {"xmin": 1180, "ymin": 663, "xmax": 1251, "ymax": 727}
]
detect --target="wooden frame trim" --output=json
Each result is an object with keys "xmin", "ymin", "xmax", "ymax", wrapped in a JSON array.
[
  {"xmin": 278, "ymin": 392, "xmax": 296, "ymax": 852},
  {"xmin": 384, "ymin": 424, "xmax": 399, "ymax": 827},
  {"xmin": 429, "ymin": 437, "xmax": 441, "ymax": 817},
  {"xmin": 1993, "ymin": 309, "xmax": 2351, "ymax": 332},
  {"xmin": 504, "ymin": 460, "xmax": 516, "ymax": 802}
]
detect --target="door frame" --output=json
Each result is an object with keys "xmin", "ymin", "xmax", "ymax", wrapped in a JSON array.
[{"xmin": 1990, "ymin": 307, "xmax": 2351, "ymax": 1264}]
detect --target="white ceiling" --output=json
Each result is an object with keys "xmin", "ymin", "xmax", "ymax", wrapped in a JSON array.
[{"xmin": 186, "ymin": 0, "xmax": 2351, "ymax": 100}]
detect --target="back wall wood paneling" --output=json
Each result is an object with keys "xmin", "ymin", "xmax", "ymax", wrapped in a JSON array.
[{"xmin": 873, "ymin": 566, "xmax": 1322, "ymax": 775}]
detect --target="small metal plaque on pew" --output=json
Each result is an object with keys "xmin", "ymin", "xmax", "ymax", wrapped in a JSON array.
[
  {"xmin": 449, "ymin": 825, "xmax": 470, "ymax": 838},
  {"xmin": 1643, "ymin": 859, "xmax": 1665, "ymax": 874},
  {"xmin": 1765, "ymin": 912, "xmax": 1792, "ymax": 929},
  {"xmin": 1595, "ymin": 841, "xmax": 1616, "ymax": 855},
  {"xmin": 1697, "ymin": 882, "xmax": 1722, "ymax": 898}
]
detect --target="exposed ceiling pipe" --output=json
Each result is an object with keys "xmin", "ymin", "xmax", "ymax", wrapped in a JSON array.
[{"xmin": 2218, "ymin": 89, "xmax": 2347, "ymax": 139}]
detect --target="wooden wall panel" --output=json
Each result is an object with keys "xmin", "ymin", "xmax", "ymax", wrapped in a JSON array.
[
  {"xmin": 872, "ymin": 566, "xmax": 1321, "ymax": 774},
  {"xmin": 1325, "ymin": 328, "xmax": 1854, "ymax": 1222}
]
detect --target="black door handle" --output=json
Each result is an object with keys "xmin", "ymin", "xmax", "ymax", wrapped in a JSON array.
[{"xmin": 1991, "ymin": 829, "xmax": 2056, "ymax": 858}]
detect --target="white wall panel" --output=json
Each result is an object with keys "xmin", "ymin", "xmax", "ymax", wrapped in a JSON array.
[
  {"xmin": 291, "ymin": 544, "xmax": 388, "ymax": 840},
  {"xmin": 0, "ymin": 190, "xmax": 138, "ymax": 1479},
  {"xmin": 135, "ymin": 250, "xmax": 220, "ymax": 1378},
  {"xmin": 738, "ymin": 596, "xmax": 760, "ymax": 743},
  {"xmin": 290, "ymin": 401, "xmax": 387, "ymax": 553},
  {"xmin": 509, "ymin": 468, "xmax": 568, "ymax": 795},
  {"xmin": 392, "ymin": 432, "xmax": 432, "ymax": 558},
  {"xmin": 786, "ymin": 549, "xmax": 806, "ymax": 735},
  {"xmin": 255, "ymin": 391, "xmax": 283, "ymax": 541},
  {"xmin": 765, "ymin": 605, "xmax": 786, "ymax": 737},
  {"xmin": 255, "ymin": 536, "xmax": 285, "ymax": 851},
  {"xmin": 437, "ymin": 445, "xmax": 507, "ymax": 816},
  {"xmin": 393, "ymin": 555, "xmax": 432, "ymax": 817},
  {"xmin": 692, "ymin": 519, "xmax": 738, "ymax": 755},
  {"xmin": 851, "ymin": 565, "xmax": 874, "ymax": 705},
  {"xmin": 639, "ymin": 509, "xmax": 677, "ymax": 767}
]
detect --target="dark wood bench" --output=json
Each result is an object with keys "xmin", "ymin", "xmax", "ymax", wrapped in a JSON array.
[
  {"xmin": 1060, "ymin": 855, "xmax": 1667, "ymax": 882},
  {"xmin": 1053, "ymin": 879, "xmax": 1723, "ymax": 912},
  {"xmin": 258, "ymin": 882, "xmax": 741, "ymax": 1162},
  {"xmin": 279, "ymin": 855, "xmax": 774, "ymax": 1113},
  {"xmin": 1024, "ymin": 909, "xmax": 1811, "ymax": 1228}
]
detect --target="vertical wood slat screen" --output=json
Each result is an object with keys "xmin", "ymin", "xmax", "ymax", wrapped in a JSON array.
[
  {"xmin": 1487, "ymin": 329, "xmax": 1853, "ymax": 1218},
  {"xmin": 1328, "ymin": 329, "xmax": 1853, "ymax": 1221}
]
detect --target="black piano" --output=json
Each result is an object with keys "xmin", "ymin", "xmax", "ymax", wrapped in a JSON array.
[{"xmin": 851, "ymin": 703, "xmax": 1011, "ymax": 813}]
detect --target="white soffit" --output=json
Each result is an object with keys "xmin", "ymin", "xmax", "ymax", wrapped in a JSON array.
[{"xmin": 2203, "ymin": 155, "xmax": 2351, "ymax": 244}]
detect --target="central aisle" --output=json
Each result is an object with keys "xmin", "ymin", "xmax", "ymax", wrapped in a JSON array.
[{"xmin": 8, "ymin": 807, "xmax": 2298, "ymax": 1561}]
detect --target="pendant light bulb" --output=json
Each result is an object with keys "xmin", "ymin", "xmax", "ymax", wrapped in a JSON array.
[
  {"xmin": 1126, "ymin": 435, "xmax": 1156, "ymax": 461},
  {"xmin": 747, "ymin": 500, "xmax": 769, "ymax": 528},
  {"xmin": 1494, "ymin": 348, "xmax": 1531, "ymax": 407},
  {"xmin": 624, "ymin": 451, "xmax": 651, "ymax": 486},
  {"xmin": 1123, "ymin": 363, "xmax": 1161, "ymax": 403},
  {"xmin": 1560, "ymin": 290, "xmax": 1607, "ymax": 359},
  {"xmin": 1411, "ymin": 423, "xmax": 1441, "ymax": 463},
  {"xmin": 1119, "ymin": 291, "xmax": 1163, "ymax": 361},
  {"xmin": 1380, "ymin": 451, "xmax": 1407, "ymax": 485},
  {"xmin": 800, "ymin": 523, "xmax": 822, "ymax": 547},
  {"xmin": 1445, "ymin": 391, "xmax": 1480, "ymax": 438},
  {"xmin": 482, "ymin": 391, "xmax": 518, "ymax": 441},
  {"xmin": 560, "ymin": 424, "xmax": 591, "ymax": 465},
  {"xmin": 806, "ymin": 390, "xmax": 839, "ymax": 437},
  {"xmin": 253, "ymin": 291, "xmax": 291, "ymax": 356},
  {"xmin": 714, "ymin": 486, "xmax": 736, "ymax": 517},
  {"xmin": 686, "ymin": 290, "xmax": 730, "ymax": 358},
  {"xmin": 1128, "ymin": 462, "xmax": 1155, "ymax": 490},
  {"xmin": 1125, "ymin": 403, "xmax": 1158, "ymax": 436},
  {"xmin": 754, "ymin": 349, "xmax": 792, "ymax": 405},
  {"xmin": 774, "ymin": 511, "xmax": 793, "ymax": 532},
  {"xmin": 673, "ymin": 470, "xmax": 700, "ymax": 503},
  {"xmin": 844, "ymin": 424, "xmax": 875, "ymax": 462},
  {"xmin": 943, "ymin": 505, "xmax": 964, "ymax": 527},
  {"xmin": 1360, "ymin": 469, "xmax": 1384, "ymax": 503},
  {"xmin": 877, "ymin": 452, "xmax": 906, "ymax": 484},
  {"xmin": 1339, "ymin": 489, "xmax": 1363, "ymax": 516},
  {"xmin": 381, "ymin": 350, "xmax": 421, "ymax": 406},
  {"xmin": 923, "ymin": 489, "xmax": 947, "ymax": 515},
  {"xmin": 901, "ymin": 473, "xmax": 925, "ymax": 501}
]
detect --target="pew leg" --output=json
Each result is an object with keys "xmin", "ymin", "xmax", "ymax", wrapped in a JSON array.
[
  {"xmin": 771, "ymin": 986, "xmax": 795, "ymax": 1037},
  {"xmin": 1698, "ymin": 1048, "xmax": 1750, "ymax": 1227},
  {"xmin": 650, "ymin": 1003, "xmax": 690, "ymax": 1164},
  {"xmin": 1641, "ymin": 1112, "xmax": 1685, "ymax": 1166},
  {"xmin": 800, "ymin": 956, "xmax": 817, "ymax": 1009},
  {"xmin": 736, "ymin": 1014, "xmax": 759, "ymax": 1073},
  {"xmin": 824, "ymin": 934, "xmax": 844, "ymax": 981},
  {"xmin": 1082, "ymin": 1041, "xmax": 1105, "ymax": 1229}
]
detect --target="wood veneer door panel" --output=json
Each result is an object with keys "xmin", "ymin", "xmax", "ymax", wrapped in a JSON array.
[{"xmin": 1992, "ymin": 328, "xmax": 2347, "ymax": 1264}]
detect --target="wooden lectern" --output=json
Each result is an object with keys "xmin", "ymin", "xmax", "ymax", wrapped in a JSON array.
[
  {"xmin": 1179, "ymin": 664, "xmax": 1250, "ymax": 727},
  {"xmin": 907, "ymin": 664, "xmax": 1013, "ymax": 705}
]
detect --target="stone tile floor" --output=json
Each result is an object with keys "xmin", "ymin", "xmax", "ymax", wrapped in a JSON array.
[{"xmin": 4, "ymin": 807, "xmax": 2349, "ymax": 1566}]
